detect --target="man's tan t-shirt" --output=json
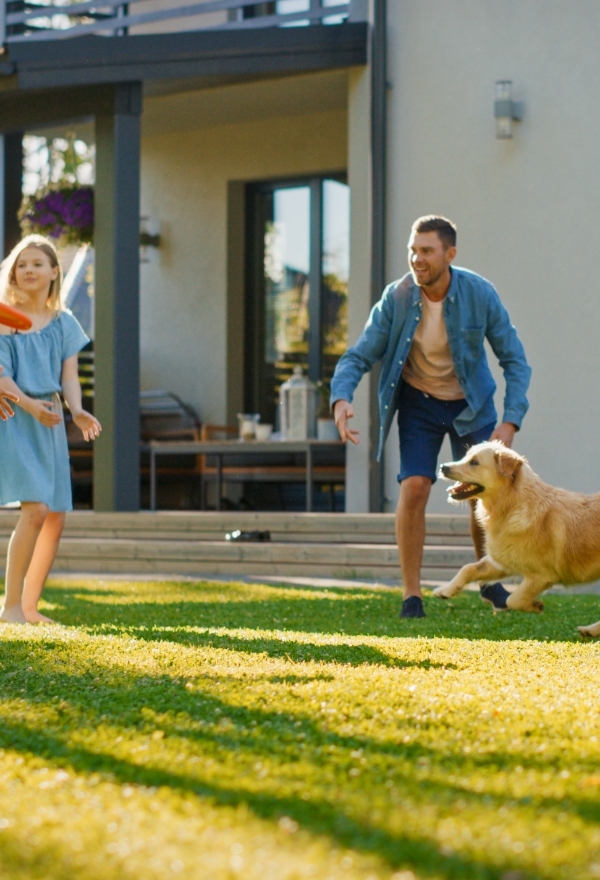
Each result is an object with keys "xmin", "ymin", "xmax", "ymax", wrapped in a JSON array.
[{"xmin": 402, "ymin": 293, "xmax": 464, "ymax": 400}]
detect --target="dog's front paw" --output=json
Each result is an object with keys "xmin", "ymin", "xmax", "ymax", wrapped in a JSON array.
[
  {"xmin": 507, "ymin": 596, "xmax": 544, "ymax": 613},
  {"xmin": 433, "ymin": 584, "xmax": 458, "ymax": 600},
  {"xmin": 578, "ymin": 623, "xmax": 600, "ymax": 639}
]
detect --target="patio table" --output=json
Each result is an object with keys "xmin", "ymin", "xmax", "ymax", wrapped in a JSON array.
[{"xmin": 147, "ymin": 439, "xmax": 345, "ymax": 512}]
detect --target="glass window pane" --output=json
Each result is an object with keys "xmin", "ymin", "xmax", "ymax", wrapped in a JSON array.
[
  {"xmin": 322, "ymin": 179, "xmax": 349, "ymax": 388},
  {"xmin": 263, "ymin": 186, "xmax": 311, "ymax": 422},
  {"xmin": 276, "ymin": 0, "xmax": 309, "ymax": 26},
  {"xmin": 322, "ymin": 0, "xmax": 347, "ymax": 25}
]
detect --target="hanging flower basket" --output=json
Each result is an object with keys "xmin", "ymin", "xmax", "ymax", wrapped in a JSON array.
[{"xmin": 19, "ymin": 185, "xmax": 94, "ymax": 246}]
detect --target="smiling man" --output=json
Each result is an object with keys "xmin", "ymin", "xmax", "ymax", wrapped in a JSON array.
[{"xmin": 330, "ymin": 215, "xmax": 531, "ymax": 618}]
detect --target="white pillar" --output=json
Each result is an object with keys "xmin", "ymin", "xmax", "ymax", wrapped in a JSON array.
[{"xmin": 345, "ymin": 66, "xmax": 372, "ymax": 512}]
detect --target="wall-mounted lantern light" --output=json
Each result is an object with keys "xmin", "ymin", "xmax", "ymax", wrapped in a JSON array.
[
  {"xmin": 494, "ymin": 81, "xmax": 524, "ymax": 139},
  {"xmin": 140, "ymin": 215, "xmax": 161, "ymax": 263}
]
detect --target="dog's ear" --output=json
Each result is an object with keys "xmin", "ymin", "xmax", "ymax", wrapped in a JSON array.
[{"xmin": 495, "ymin": 449, "xmax": 524, "ymax": 479}]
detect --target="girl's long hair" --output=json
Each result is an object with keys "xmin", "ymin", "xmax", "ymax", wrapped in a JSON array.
[{"xmin": 0, "ymin": 235, "xmax": 63, "ymax": 314}]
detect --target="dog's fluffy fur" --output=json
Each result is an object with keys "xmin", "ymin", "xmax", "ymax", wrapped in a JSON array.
[{"xmin": 432, "ymin": 440, "xmax": 600, "ymax": 638}]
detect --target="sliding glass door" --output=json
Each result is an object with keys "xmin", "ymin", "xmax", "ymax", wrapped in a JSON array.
[{"xmin": 245, "ymin": 176, "xmax": 349, "ymax": 427}]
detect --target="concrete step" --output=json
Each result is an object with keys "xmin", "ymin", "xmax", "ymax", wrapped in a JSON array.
[
  {"xmin": 0, "ymin": 510, "xmax": 474, "ymax": 581},
  {"xmin": 0, "ymin": 535, "xmax": 472, "ymax": 581},
  {"xmin": 0, "ymin": 510, "xmax": 472, "ymax": 544}
]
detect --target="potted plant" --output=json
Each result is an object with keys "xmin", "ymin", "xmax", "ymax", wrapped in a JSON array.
[
  {"xmin": 19, "ymin": 133, "xmax": 94, "ymax": 247},
  {"xmin": 19, "ymin": 185, "xmax": 94, "ymax": 246}
]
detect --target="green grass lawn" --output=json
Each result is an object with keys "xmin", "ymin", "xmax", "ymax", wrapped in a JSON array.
[{"xmin": 0, "ymin": 578, "xmax": 599, "ymax": 880}]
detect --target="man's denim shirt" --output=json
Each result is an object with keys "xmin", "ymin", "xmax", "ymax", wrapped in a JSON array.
[{"xmin": 330, "ymin": 267, "xmax": 532, "ymax": 460}]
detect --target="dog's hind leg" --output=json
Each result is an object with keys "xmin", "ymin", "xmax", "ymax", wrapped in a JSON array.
[
  {"xmin": 577, "ymin": 619, "xmax": 600, "ymax": 639},
  {"xmin": 506, "ymin": 576, "xmax": 550, "ymax": 613},
  {"xmin": 433, "ymin": 556, "xmax": 508, "ymax": 600}
]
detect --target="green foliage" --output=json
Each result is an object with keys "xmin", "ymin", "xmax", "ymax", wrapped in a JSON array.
[{"xmin": 0, "ymin": 578, "xmax": 598, "ymax": 880}]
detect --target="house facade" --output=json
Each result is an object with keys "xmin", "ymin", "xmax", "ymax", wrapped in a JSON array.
[{"xmin": 1, "ymin": 1, "xmax": 599, "ymax": 514}]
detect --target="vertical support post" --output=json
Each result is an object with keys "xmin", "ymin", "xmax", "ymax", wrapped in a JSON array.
[
  {"xmin": 305, "ymin": 442, "xmax": 313, "ymax": 511},
  {"xmin": 114, "ymin": 3, "xmax": 129, "ymax": 36},
  {"xmin": 215, "ymin": 455, "xmax": 222, "ymax": 511},
  {"xmin": 346, "ymin": 67, "xmax": 371, "ymax": 512},
  {"xmin": 150, "ymin": 446, "xmax": 156, "ymax": 511},
  {"xmin": 3, "ymin": 132, "xmax": 23, "ymax": 258},
  {"xmin": 308, "ymin": 178, "xmax": 323, "ymax": 384},
  {"xmin": 94, "ymin": 82, "xmax": 142, "ymax": 511},
  {"xmin": 0, "ymin": 0, "xmax": 6, "ymax": 48},
  {"xmin": 369, "ymin": 0, "xmax": 386, "ymax": 512},
  {"xmin": 226, "ymin": 180, "xmax": 247, "ymax": 426}
]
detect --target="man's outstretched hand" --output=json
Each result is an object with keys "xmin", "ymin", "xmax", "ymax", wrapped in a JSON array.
[
  {"xmin": 333, "ymin": 399, "xmax": 360, "ymax": 445},
  {"xmin": 490, "ymin": 422, "xmax": 517, "ymax": 448}
]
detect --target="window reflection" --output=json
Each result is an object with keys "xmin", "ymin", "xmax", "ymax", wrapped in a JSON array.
[
  {"xmin": 248, "ymin": 177, "xmax": 349, "ymax": 425},
  {"xmin": 322, "ymin": 179, "xmax": 349, "ymax": 385},
  {"xmin": 263, "ymin": 187, "xmax": 310, "ymax": 420}
]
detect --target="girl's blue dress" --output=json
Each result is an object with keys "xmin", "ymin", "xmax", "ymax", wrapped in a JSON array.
[{"xmin": 0, "ymin": 310, "xmax": 89, "ymax": 511}]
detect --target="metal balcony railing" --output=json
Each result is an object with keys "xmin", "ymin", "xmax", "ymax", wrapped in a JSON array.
[{"xmin": 1, "ymin": 0, "xmax": 367, "ymax": 44}]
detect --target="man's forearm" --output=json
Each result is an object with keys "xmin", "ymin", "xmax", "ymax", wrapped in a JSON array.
[{"xmin": 329, "ymin": 287, "xmax": 395, "ymax": 409}]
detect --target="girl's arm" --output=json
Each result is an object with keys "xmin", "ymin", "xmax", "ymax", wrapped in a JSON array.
[
  {"xmin": 0, "ymin": 372, "xmax": 62, "ymax": 427},
  {"xmin": 61, "ymin": 354, "xmax": 102, "ymax": 442}
]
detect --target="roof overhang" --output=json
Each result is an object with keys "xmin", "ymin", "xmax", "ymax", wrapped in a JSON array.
[{"xmin": 3, "ymin": 21, "xmax": 367, "ymax": 91}]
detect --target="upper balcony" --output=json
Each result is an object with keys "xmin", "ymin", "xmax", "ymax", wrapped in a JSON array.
[
  {"xmin": 0, "ymin": 0, "xmax": 368, "ymax": 91},
  {"xmin": 3, "ymin": 0, "xmax": 367, "ymax": 42}
]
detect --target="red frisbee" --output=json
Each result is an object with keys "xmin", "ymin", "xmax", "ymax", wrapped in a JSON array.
[{"xmin": 0, "ymin": 302, "xmax": 33, "ymax": 331}]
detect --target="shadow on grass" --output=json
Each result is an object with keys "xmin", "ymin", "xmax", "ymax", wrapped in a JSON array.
[
  {"xmin": 133, "ymin": 629, "xmax": 453, "ymax": 668},
  {"xmin": 0, "ymin": 581, "xmax": 596, "ymax": 878},
  {"xmin": 0, "ymin": 637, "xmax": 598, "ymax": 880},
  {"xmin": 0, "ymin": 829, "xmax": 116, "ymax": 880},
  {"xmin": 0, "ymin": 706, "xmax": 545, "ymax": 880},
  {"xmin": 41, "ymin": 581, "xmax": 600, "ymax": 644}
]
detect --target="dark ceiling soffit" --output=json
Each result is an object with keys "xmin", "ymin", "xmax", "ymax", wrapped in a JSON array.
[
  {"xmin": 7, "ymin": 22, "xmax": 367, "ymax": 90},
  {"xmin": 0, "ymin": 83, "xmax": 141, "ymax": 132}
]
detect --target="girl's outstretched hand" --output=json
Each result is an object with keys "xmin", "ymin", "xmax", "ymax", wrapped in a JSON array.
[
  {"xmin": 73, "ymin": 410, "xmax": 102, "ymax": 442},
  {"xmin": 0, "ymin": 367, "xmax": 18, "ymax": 421},
  {"xmin": 28, "ymin": 398, "xmax": 63, "ymax": 428}
]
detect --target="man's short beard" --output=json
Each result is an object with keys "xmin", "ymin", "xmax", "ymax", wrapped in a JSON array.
[{"xmin": 414, "ymin": 266, "xmax": 445, "ymax": 287}]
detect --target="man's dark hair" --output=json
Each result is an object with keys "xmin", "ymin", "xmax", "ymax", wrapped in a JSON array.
[{"xmin": 412, "ymin": 215, "xmax": 457, "ymax": 249}]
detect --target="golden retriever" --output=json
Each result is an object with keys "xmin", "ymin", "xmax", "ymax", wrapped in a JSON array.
[{"xmin": 432, "ymin": 440, "xmax": 600, "ymax": 637}]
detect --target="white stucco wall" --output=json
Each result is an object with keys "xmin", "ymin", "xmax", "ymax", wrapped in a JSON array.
[
  {"xmin": 345, "ymin": 66, "xmax": 372, "ymax": 512},
  {"xmin": 140, "ymin": 100, "xmax": 347, "ymax": 424},
  {"xmin": 384, "ymin": 0, "xmax": 600, "ymax": 512}
]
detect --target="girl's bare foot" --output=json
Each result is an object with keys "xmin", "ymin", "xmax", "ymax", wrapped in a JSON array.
[
  {"xmin": 0, "ymin": 605, "xmax": 27, "ymax": 624},
  {"xmin": 23, "ymin": 609, "xmax": 55, "ymax": 624}
]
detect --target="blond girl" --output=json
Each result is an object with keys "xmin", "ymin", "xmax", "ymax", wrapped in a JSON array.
[{"xmin": 0, "ymin": 235, "xmax": 101, "ymax": 623}]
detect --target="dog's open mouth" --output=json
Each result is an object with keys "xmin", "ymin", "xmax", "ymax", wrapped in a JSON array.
[{"xmin": 447, "ymin": 481, "xmax": 483, "ymax": 501}]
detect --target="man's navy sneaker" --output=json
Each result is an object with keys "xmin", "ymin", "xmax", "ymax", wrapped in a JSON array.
[
  {"xmin": 480, "ymin": 582, "xmax": 510, "ymax": 611},
  {"xmin": 400, "ymin": 596, "xmax": 426, "ymax": 618}
]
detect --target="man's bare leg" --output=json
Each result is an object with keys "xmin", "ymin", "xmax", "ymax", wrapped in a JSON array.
[
  {"xmin": 2, "ymin": 503, "xmax": 49, "ymax": 624},
  {"xmin": 395, "ymin": 476, "xmax": 432, "ymax": 599},
  {"xmin": 22, "ymin": 511, "xmax": 65, "ymax": 623}
]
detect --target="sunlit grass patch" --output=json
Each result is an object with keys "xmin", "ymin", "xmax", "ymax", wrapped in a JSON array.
[{"xmin": 0, "ymin": 578, "xmax": 598, "ymax": 879}]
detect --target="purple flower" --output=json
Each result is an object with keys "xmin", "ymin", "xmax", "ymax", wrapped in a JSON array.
[{"xmin": 19, "ymin": 185, "xmax": 94, "ymax": 245}]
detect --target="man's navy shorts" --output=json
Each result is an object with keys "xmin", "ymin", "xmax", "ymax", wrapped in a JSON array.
[{"xmin": 397, "ymin": 381, "xmax": 496, "ymax": 484}]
